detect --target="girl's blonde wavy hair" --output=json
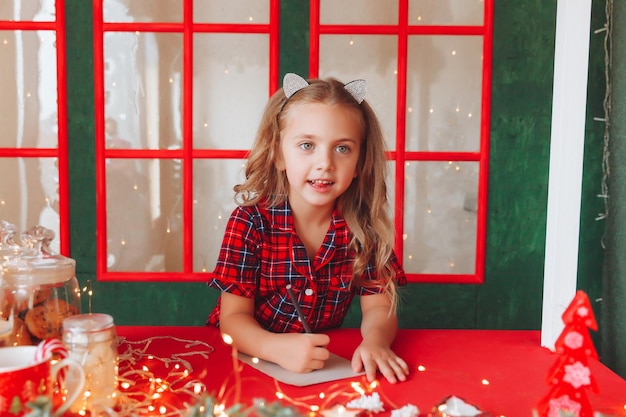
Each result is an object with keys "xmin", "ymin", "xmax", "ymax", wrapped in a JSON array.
[{"xmin": 234, "ymin": 76, "xmax": 400, "ymax": 312}]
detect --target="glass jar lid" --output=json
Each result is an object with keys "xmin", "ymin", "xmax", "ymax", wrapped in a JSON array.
[
  {"xmin": 1, "ymin": 225, "xmax": 75, "ymax": 285},
  {"xmin": 63, "ymin": 313, "xmax": 114, "ymax": 334}
]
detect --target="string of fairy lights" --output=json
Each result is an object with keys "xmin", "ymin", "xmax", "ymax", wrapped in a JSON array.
[
  {"xmin": 104, "ymin": 332, "xmax": 423, "ymax": 417},
  {"xmin": 75, "ymin": 283, "xmax": 419, "ymax": 417},
  {"xmin": 595, "ymin": 0, "xmax": 613, "ymax": 228}
]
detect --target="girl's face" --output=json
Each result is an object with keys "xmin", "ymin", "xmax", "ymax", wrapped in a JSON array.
[{"xmin": 276, "ymin": 101, "xmax": 363, "ymax": 213}]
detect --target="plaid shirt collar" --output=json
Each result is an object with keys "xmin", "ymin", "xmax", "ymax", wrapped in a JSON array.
[
  {"xmin": 260, "ymin": 199, "xmax": 348, "ymax": 234},
  {"xmin": 260, "ymin": 200, "xmax": 351, "ymax": 270}
]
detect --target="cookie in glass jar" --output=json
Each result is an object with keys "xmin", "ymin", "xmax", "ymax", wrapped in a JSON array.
[{"xmin": 24, "ymin": 298, "xmax": 78, "ymax": 340}]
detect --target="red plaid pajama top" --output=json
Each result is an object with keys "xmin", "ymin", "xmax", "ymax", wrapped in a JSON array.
[{"xmin": 206, "ymin": 200, "xmax": 406, "ymax": 333}]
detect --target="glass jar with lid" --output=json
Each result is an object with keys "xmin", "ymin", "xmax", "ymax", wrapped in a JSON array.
[
  {"xmin": 1, "ymin": 225, "xmax": 81, "ymax": 346},
  {"xmin": 63, "ymin": 313, "xmax": 118, "ymax": 413}
]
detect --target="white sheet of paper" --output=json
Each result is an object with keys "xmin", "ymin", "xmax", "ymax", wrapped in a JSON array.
[{"xmin": 237, "ymin": 352, "xmax": 364, "ymax": 386}]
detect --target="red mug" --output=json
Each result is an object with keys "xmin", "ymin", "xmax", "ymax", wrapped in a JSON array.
[{"xmin": 0, "ymin": 345, "xmax": 85, "ymax": 417}]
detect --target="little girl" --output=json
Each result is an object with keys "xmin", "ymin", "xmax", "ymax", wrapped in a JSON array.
[{"xmin": 207, "ymin": 73, "xmax": 409, "ymax": 384}]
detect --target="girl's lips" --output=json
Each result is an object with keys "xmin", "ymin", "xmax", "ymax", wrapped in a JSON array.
[{"xmin": 308, "ymin": 179, "xmax": 334, "ymax": 190}]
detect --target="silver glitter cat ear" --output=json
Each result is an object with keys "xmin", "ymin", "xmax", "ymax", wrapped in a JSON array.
[
  {"xmin": 343, "ymin": 79, "xmax": 367, "ymax": 104},
  {"xmin": 282, "ymin": 73, "xmax": 367, "ymax": 103},
  {"xmin": 283, "ymin": 73, "xmax": 310, "ymax": 99}
]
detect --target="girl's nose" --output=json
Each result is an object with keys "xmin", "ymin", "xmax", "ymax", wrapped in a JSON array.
[{"xmin": 315, "ymin": 149, "xmax": 333, "ymax": 170}]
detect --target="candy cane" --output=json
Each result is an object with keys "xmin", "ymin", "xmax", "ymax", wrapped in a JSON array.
[
  {"xmin": 34, "ymin": 338, "xmax": 68, "ymax": 362},
  {"xmin": 34, "ymin": 338, "xmax": 70, "ymax": 383}
]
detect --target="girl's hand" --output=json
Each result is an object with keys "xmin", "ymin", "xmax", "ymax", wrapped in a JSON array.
[
  {"xmin": 275, "ymin": 333, "xmax": 331, "ymax": 373},
  {"xmin": 219, "ymin": 293, "xmax": 331, "ymax": 373},
  {"xmin": 351, "ymin": 342, "xmax": 409, "ymax": 384}
]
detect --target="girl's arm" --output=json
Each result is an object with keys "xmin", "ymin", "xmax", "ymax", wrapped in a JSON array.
[
  {"xmin": 351, "ymin": 293, "xmax": 409, "ymax": 383},
  {"xmin": 218, "ymin": 292, "xmax": 331, "ymax": 373}
]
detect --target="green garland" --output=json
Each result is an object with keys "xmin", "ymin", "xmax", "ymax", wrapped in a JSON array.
[
  {"xmin": 187, "ymin": 395, "xmax": 303, "ymax": 417},
  {"xmin": 15, "ymin": 394, "xmax": 303, "ymax": 417}
]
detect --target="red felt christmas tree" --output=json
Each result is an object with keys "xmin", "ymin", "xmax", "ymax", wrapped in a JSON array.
[{"xmin": 536, "ymin": 291, "xmax": 599, "ymax": 417}]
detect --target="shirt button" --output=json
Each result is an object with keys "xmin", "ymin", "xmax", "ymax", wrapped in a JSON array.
[{"xmin": 305, "ymin": 288, "xmax": 314, "ymax": 296}]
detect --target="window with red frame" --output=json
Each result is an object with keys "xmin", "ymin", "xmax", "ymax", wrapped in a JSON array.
[
  {"xmin": 0, "ymin": 0, "xmax": 70, "ymax": 255},
  {"xmin": 94, "ymin": 0, "xmax": 492, "ymax": 284},
  {"xmin": 312, "ymin": 0, "xmax": 493, "ymax": 283},
  {"xmin": 94, "ymin": 0, "xmax": 279, "ymax": 281}
]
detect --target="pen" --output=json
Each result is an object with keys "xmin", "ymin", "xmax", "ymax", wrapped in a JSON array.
[{"xmin": 286, "ymin": 284, "xmax": 312, "ymax": 334}]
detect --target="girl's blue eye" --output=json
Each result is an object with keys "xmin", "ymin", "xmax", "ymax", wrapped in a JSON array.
[
  {"xmin": 300, "ymin": 142, "xmax": 314, "ymax": 150},
  {"xmin": 336, "ymin": 145, "xmax": 350, "ymax": 154}
]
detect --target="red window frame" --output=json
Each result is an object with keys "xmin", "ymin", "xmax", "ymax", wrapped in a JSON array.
[
  {"xmin": 310, "ymin": 0, "xmax": 493, "ymax": 283},
  {"xmin": 93, "ymin": 0, "xmax": 280, "ymax": 281},
  {"xmin": 0, "ymin": 1, "xmax": 70, "ymax": 256}
]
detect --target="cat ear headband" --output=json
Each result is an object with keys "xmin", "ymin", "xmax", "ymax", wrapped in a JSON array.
[{"xmin": 283, "ymin": 73, "xmax": 367, "ymax": 104}]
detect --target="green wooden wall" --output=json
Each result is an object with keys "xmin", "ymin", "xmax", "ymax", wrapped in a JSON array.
[{"xmin": 65, "ymin": 1, "xmax": 608, "ymax": 345}]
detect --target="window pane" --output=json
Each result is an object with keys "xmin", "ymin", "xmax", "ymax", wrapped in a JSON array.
[
  {"xmin": 319, "ymin": 35, "xmax": 398, "ymax": 151},
  {"xmin": 0, "ymin": 30, "xmax": 58, "ymax": 148},
  {"xmin": 403, "ymin": 161, "xmax": 478, "ymax": 274},
  {"xmin": 192, "ymin": 159, "xmax": 244, "ymax": 272},
  {"xmin": 0, "ymin": 157, "xmax": 60, "ymax": 253},
  {"xmin": 104, "ymin": 0, "xmax": 183, "ymax": 22},
  {"xmin": 193, "ymin": 0, "xmax": 269, "ymax": 24},
  {"xmin": 320, "ymin": 0, "xmax": 398, "ymax": 25},
  {"xmin": 193, "ymin": 34, "xmax": 269, "ymax": 150},
  {"xmin": 0, "ymin": 1, "xmax": 55, "ymax": 21},
  {"xmin": 104, "ymin": 32, "xmax": 183, "ymax": 150},
  {"xmin": 106, "ymin": 158, "xmax": 182, "ymax": 272},
  {"xmin": 408, "ymin": 0, "xmax": 484, "ymax": 26},
  {"xmin": 406, "ymin": 35, "xmax": 482, "ymax": 152}
]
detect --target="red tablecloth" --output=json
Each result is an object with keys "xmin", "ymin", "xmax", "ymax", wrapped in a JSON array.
[{"xmin": 116, "ymin": 326, "xmax": 626, "ymax": 417}]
